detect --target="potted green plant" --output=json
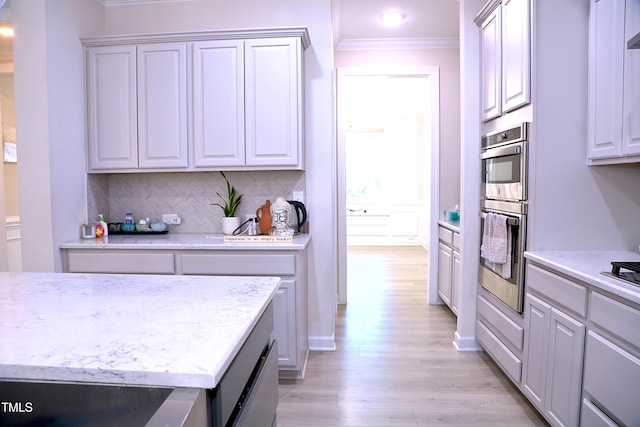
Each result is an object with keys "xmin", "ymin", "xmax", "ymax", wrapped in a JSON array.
[{"xmin": 212, "ymin": 171, "xmax": 243, "ymax": 234}]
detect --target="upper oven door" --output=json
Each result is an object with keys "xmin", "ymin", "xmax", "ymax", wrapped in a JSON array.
[{"xmin": 481, "ymin": 141, "xmax": 527, "ymax": 201}]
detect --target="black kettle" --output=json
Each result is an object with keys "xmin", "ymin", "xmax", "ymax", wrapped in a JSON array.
[{"xmin": 287, "ymin": 200, "xmax": 307, "ymax": 234}]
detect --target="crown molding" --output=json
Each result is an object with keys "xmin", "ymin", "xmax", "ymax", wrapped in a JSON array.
[
  {"xmin": 335, "ymin": 37, "xmax": 459, "ymax": 51},
  {"xmin": 81, "ymin": 26, "xmax": 311, "ymax": 50},
  {"xmin": 99, "ymin": 0, "xmax": 195, "ymax": 5},
  {"xmin": 473, "ymin": 0, "xmax": 500, "ymax": 26}
]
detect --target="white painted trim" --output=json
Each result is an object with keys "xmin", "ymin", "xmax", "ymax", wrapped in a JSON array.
[
  {"xmin": 335, "ymin": 37, "xmax": 459, "ymax": 51},
  {"xmin": 308, "ymin": 335, "xmax": 337, "ymax": 352},
  {"xmin": 336, "ymin": 66, "xmax": 441, "ymax": 307},
  {"xmin": 453, "ymin": 331, "xmax": 483, "ymax": 351}
]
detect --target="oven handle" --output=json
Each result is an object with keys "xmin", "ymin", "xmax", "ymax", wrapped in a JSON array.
[
  {"xmin": 480, "ymin": 211, "xmax": 520, "ymax": 226},
  {"xmin": 480, "ymin": 143, "xmax": 521, "ymax": 159}
]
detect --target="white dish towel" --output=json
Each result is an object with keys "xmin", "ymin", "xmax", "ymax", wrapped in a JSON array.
[{"xmin": 481, "ymin": 212, "xmax": 509, "ymax": 264}]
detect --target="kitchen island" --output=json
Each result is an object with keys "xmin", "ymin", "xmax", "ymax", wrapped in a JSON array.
[{"xmin": 0, "ymin": 272, "xmax": 280, "ymax": 426}]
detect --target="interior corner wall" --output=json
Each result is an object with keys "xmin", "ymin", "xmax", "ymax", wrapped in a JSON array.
[{"xmin": 12, "ymin": 0, "xmax": 105, "ymax": 272}]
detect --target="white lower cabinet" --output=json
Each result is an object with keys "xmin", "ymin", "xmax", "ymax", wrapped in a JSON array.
[
  {"xmin": 62, "ymin": 248, "xmax": 309, "ymax": 378},
  {"xmin": 478, "ymin": 260, "xmax": 640, "ymax": 426},
  {"xmin": 582, "ymin": 292, "xmax": 640, "ymax": 427},
  {"xmin": 437, "ymin": 225, "xmax": 460, "ymax": 315},
  {"xmin": 523, "ymin": 293, "xmax": 585, "ymax": 427}
]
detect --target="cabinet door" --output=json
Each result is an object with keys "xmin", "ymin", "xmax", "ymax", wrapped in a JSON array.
[
  {"xmin": 451, "ymin": 249, "xmax": 460, "ymax": 315},
  {"xmin": 137, "ymin": 43, "xmax": 189, "ymax": 168},
  {"xmin": 86, "ymin": 45, "xmax": 138, "ymax": 170},
  {"xmin": 546, "ymin": 308, "xmax": 585, "ymax": 427},
  {"xmin": 245, "ymin": 38, "xmax": 302, "ymax": 168},
  {"xmin": 588, "ymin": 0, "xmax": 625, "ymax": 160},
  {"xmin": 523, "ymin": 293, "xmax": 551, "ymax": 411},
  {"xmin": 437, "ymin": 242, "xmax": 452, "ymax": 307},
  {"xmin": 272, "ymin": 279, "xmax": 297, "ymax": 368},
  {"xmin": 501, "ymin": 0, "xmax": 531, "ymax": 113},
  {"xmin": 192, "ymin": 40, "xmax": 245, "ymax": 167},
  {"xmin": 623, "ymin": 0, "xmax": 640, "ymax": 156},
  {"xmin": 481, "ymin": 6, "xmax": 502, "ymax": 122}
]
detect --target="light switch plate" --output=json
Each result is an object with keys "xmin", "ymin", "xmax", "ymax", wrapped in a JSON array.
[{"xmin": 292, "ymin": 191, "xmax": 304, "ymax": 203}]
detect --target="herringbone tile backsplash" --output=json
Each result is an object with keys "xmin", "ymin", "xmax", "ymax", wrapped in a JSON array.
[{"xmin": 87, "ymin": 171, "xmax": 305, "ymax": 233}]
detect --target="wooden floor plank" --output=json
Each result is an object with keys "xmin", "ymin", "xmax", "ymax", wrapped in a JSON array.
[{"xmin": 278, "ymin": 246, "xmax": 547, "ymax": 426}]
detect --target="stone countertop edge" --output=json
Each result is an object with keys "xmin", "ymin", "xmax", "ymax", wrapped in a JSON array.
[
  {"xmin": 524, "ymin": 250, "xmax": 640, "ymax": 306},
  {"xmin": 59, "ymin": 233, "xmax": 311, "ymax": 251},
  {"xmin": 438, "ymin": 219, "xmax": 461, "ymax": 234},
  {"xmin": 0, "ymin": 272, "xmax": 280, "ymax": 389}
]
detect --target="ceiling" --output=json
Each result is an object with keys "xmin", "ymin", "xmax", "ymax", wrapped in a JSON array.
[
  {"xmin": 0, "ymin": 0, "xmax": 461, "ymax": 60},
  {"xmin": 334, "ymin": 0, "xmax": 460, "ymax": 42}
]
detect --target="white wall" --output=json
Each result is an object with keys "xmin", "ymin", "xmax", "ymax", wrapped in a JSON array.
[
  {"xmin": 335, "ymin": 48, "xmax": 461, "ymax": 215},
  {"xmin": 103, "ymin": 0, "xmax": 338, "ymax": 351},
  {"xmin": 456, "ymin": 0, "xmax": 486, "ymax": 351},
  {"xmin": 12, "ymin": 0, "xmax": 105, "ymax": 272},
  {"xmin": 529, "ymin": 0, "xmax": 640, "ymax": 251}
]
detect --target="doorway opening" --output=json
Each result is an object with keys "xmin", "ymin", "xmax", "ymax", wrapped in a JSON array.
[{"xmin": 337, "ymin": 67, "xmax": 440, "ymax": 305}]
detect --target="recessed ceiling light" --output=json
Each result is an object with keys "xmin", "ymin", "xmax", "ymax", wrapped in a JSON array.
[{"xmin": 379, "ymin": 11, "xmax": 406, "ymax": 27}]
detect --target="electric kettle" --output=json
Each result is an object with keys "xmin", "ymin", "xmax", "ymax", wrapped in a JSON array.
[{"xmin": 287, "ymin": 200, "xmax": 307, "ymax": 234}]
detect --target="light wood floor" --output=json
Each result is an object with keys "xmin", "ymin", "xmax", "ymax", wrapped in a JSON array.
[{"xmin": 277, "ymin": 246, "xmax": 548, "ymax": 427}]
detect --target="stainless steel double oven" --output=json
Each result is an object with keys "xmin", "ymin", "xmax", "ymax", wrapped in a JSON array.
[{"xmin": 479, "ymin": 123, "xmax": 529, "ymax": 313}]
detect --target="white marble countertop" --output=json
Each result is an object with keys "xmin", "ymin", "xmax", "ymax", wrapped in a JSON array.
[
  {"xmin": 60, "ymin": 233, "xmax": 311, "ymax": 251},
  {"xmin": 438, "ymin": 219, "xmax": 461, "ymax": 234},
  {"xmin": 524, "ymin": 250, "xmax": 640, "ymax": 306},
  {"xmin": 0, "ymin": 272, "xmax": 279, "ymax": 388}
]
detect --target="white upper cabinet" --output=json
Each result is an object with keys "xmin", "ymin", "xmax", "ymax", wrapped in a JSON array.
[
  {"xmin": 86, "ymin": 45, "xmax": 138, "ymax": 170},
  {"xmin": 83, "ymin": 28, "xmax": 309, "ymax": 173},
  {"xmin": 480, "ymin": 6, "xmax": 502, "ymax": 121},
  {"xmin": 192, "ymin": 40, "xmax": 246, "ymax": 167},
  {"xmin": 588, "ymin": 0, "xmax": 640, "ymax": 164},
  {"xmin": 192, "ymin": 37, "xmax": 304, "ymax": 170},
  {"xmin": 501, "ymin": 0, "xmax": 531, "ymax": 114},
  {"xmin": 86, "ymin": 43, "xmax": 188, "ymax": 171},
  {"xmin": 245, "ymin": 38, "xmax": 303, "ymax": 168},
  {"xmin": 477, "ymin": 0, "xmax": 531, "ymax": 122},
  {"xmin": 137, "ymin": 43, "xmax": 189, "ymax": 169}
]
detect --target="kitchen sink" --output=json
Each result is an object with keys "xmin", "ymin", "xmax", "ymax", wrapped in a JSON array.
[{"xmin": 0, "ymin": 381, "xmax": 205, "ymax": 426}]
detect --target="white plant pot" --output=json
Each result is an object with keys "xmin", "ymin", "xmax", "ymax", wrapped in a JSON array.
[{"xmin": 222, "ymin": 216, "xmax": 240, "ymax": 235}]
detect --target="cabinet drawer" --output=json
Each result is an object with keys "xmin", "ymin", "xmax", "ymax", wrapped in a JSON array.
[
  {"xmin": 581, "ymin": 399, "xmax": 618, "ymax": 427},
  {"xmin": 438, "ymin": 226, "xmax": 453, "ymax": 245},
  {"xmin": 583, "ymin": 331, "xmax": 640, "ymax": 427},
  {"xmin": 590, "ymin": 292, "xmax": 640, "ymax": 350},
  {"xmin": 180, "ymin": 253, "xmax": 296, "ymax": 276},
  {"xmin": 476, "ymin": 320, "xmax": 522, "ymax": 383},
  {"xmin": 66, "ymin": 250, "xmax": 175, "ymax": 274},
  {"xmin": 453, "ymin": 232, "xmax": 460, "ymax": 250},
  {"xmin": 477, "ymin": 295, "xmax": 524, "ymax": 351},
  {"xmin": 526, "ymin": 264, "xmax": 588, "ymax": 317}
]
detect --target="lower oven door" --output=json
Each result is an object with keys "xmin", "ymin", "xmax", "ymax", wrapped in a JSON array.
[{"xmin": 479, "ymin": 199, "xmax": 527, "ymax": 313}]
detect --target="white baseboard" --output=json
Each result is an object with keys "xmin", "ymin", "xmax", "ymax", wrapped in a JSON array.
[
  {"xmin": 453, "ymin": 331, "xmax": 483, "ymax": 352},
  {"xmin": 308, "ymin": 335, "xmax": 336, "ymax": 352}
]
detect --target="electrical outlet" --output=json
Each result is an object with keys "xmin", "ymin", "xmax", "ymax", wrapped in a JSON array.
[{"xmin": 162, "ymin": 214, "xmax": 182, "ymax": 225}]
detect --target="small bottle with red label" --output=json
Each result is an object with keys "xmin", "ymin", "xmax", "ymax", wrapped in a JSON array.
[{"xmin": 95, "ymin": 214, "xmax": 108, "ymax": 237}]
